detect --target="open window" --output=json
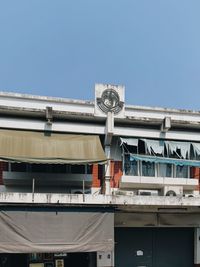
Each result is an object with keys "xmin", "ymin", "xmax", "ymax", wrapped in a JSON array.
[{"xmin": 121, "ymin": 137, "xmax": 200, "ymax": 179}]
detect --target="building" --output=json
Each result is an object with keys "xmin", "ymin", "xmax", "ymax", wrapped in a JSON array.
[{"xmin": 0, "ymin": 84, "xmax": 200, "ymax": 266}]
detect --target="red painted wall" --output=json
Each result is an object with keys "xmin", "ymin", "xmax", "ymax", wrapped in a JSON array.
[
  {"xmin": 92, "ymin": 161, "xmax": 123, "ymax": 189},
  {"xmin": 191, "ymin": 167, "xmax": 200, "ymax": 191},
  {"xmin": 110, "ymin": 161, "xmax": 122, "ymax": 188},
  {"xmin": 92, "ymin": 164, "xmax": 102, "ymax": 188}
]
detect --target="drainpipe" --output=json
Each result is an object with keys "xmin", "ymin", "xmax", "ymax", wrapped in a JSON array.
[{"xmin": 82, "ymin": 165, "xmax": 87, "ymax": 202}]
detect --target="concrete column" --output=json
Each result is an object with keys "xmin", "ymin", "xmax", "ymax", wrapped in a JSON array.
[
  {"xmin": 97, "ymin": 251, "xmax": 114, "ymax": 267},
  {"xmin": 104, "ymin": 112, "xmax": 114, "ymax": 195},
  {"xmin": 105, "ymin": 145, "xmax": 111, "ymax": 195},
  {"xmin": 194, "ymin": 228, "xmax": 200, "ymax": 266}
]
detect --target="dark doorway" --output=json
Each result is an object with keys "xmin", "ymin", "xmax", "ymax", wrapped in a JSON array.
[
  {"xmin": 115, "ymin": 227, "xmax": 194, "ymax": 267},
  {"xmin": 54, "ymin": 252, "xmax": 96, "ymax": 267},
  {"xmin": 0, "ymin": 254, "xmax": 27, "ymax": 267},
  {"xmin": 0, "ymin": 252, "xmax": 96, "ymax": 267},
  {"xmin": 63, "ymin": 253, "xmax": 89, "ymax": 267}
]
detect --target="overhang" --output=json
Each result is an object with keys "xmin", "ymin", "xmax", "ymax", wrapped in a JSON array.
[{"xmin": 0, "ymin": 129, "xmax": 107, "ymax": 164}]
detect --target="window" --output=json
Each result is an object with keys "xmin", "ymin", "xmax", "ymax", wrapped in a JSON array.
[
  {"xmin": 121, "ymin": 137, "xmax": 197, "ymax": 179},
  {"xmin": 159, "ymin": 163, "xmax": 172, "ymax": 177},
  {"xmin": 176, "ymin": 165, "xmax": 189, "ymax": 178},
  {"xmin": 142, "ymin": 161, "xmax": 155, "ymax": 177},
  {"xmin": 9, "ymin": 163, "xmax": 92, "ymax": 174},
  {"xmin": 125, "ymin": 160, "xmax": 138, "ymax": 176},
  {"xmin": 11, "ymin": 163, "xmax": 27, "ymax": 172}
]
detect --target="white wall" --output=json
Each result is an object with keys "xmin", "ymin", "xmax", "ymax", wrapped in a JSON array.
[{"xmin": 110, "ymin": 137, "xmax": 122, "ymax": 161}]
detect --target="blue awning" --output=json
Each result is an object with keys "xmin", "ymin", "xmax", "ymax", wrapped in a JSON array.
[{"xmin": 130, "ymin": 154, "xmax": 200, "ymax": 167}]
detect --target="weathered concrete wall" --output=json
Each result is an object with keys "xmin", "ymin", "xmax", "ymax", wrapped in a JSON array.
[{"xmin": 1, "ymin": 192, "xmax": 200, "ymax": 207}]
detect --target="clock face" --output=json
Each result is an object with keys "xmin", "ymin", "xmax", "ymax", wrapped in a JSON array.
[{"xmin": 97, "ymin": 89, "xmax": 123, "ymax": 114}]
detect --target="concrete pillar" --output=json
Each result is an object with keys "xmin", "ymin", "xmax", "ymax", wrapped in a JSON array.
[
  {"xmin": 97, "ymin": 251, "xmax": 114, "ymax": 267},
  {"xmin": 105, "ymin": 145, "xmax": 111, "ymax": 195},
  {"xmin": 104, "ymin": 112, "xmax": 114, "ymax": 195},
  {"xmin": 194, "ymin": 228, "xmax": 200, "ymax": 266}
]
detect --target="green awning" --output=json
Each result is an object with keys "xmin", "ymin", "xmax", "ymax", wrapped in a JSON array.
[{"xmin": 0, "ymin": 129, "xmax": 107, "ymax": 164}]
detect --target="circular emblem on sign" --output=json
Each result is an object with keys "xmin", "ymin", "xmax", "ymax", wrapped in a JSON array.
[{"xmin": 97, "ymin": 89, "xmax": 123, "ymax": 114}]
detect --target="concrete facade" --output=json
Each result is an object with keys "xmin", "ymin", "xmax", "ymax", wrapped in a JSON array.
[{"xmin": 0, "ymin": 84, "xmax": 200, "ymax": 266}]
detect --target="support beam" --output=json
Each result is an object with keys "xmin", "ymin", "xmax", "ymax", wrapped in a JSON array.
[
  {"xmin": 104, "ymin": 112, "xmax": 114, "ymax": 195},
  {"xmin": 161, "ymin": 116, "xmax": 171, "ymax": 132},
  {"xmin": 45, "ymin": 106, "xmax": 53, "ymax": 125},
  {"xmin": 104, "ymin": 112, "xmax": 114, "ymax": 146},
  {"xmin": 105, "ymin": 146, "xmax": 111, "ymax": 195}
]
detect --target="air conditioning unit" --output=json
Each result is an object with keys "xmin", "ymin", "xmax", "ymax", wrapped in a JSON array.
[
  {"xmin": 184, "ymin": 194, "xmax": 195, "ymax": 198},
  {"xmin": 163, "ymin": 186, "xmax": 183, "ymax": 196},
  {"xmin": 138, "ymin": 190, "xmax": 159, "ymax": 196},
  {"xmin": 183, "ymin": 190, "xmax": 199, "ymax": 197},
  {"xmin": 115, "ymin": 190, "xmax": 136, "ymax": 196},
  {"xmin": 71, "ymin": 189, "xmax": 91, "ymax": 194}
]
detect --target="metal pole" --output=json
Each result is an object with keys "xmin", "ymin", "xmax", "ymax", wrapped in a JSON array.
[
  {"xmin": 32, "ymin": 178, "xmax": 35, "ymax": 202},
  {"xmin": 83, "ymin": 165, "xmax": 87, "ymax": 202}
]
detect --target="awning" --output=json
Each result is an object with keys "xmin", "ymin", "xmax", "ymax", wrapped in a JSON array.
[
  {"xmin": 0, "ymin": 209, "xmax": 114, "ymax": 253},
  {"xmin": 0, "ymin": 129, "xmax": 107, "ymax": 164},
  {"xmin": 192, "ymin": 143, "xmax": 200, "ymax": 157},
  {"xmin": 130, "ymin": 154, "xmax": 200, "ymax": 167},
  {"xmin": 120, "ymin": 138, "xmax": 138, "ymax": 147},
  {"xmin": 142, "ymin": 139, "xmax": 165, "ymax": 155},
  {"xmin": 165, "ymin": 141, "xmax": 190, "ymax": 159},
  {"xmin": 121, "ymin": 137, "xmax": 193, "ymax": 159}
]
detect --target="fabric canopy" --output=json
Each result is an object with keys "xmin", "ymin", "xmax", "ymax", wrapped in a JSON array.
[
  {"xmin": 130, "ymin": 154, "xmax": 200, "ymax": 167},
  {"xmin": 142, "ymin": 139, "xmax": 165, "ymax": 155},
  {"xmin": 0, "ymin": 129, "xmax": 107, "ymax": 164},
  {"xmin": 121, "ymin": 137, "xmax": 194, "ymax": 159},
  {"xmin": 0, "ymin": 210, "xmax": 114, "ymax": 253},
  {"xmin": 120, "ymin": 137, "xmax": 138, "ymax": 147},
  {"xmin": 165, "ymin": 141, "xmax": 191, "ymax": 159},
  {"xmin": 192, "ymin": 143, "xmax": 200, "ymax": 157}
]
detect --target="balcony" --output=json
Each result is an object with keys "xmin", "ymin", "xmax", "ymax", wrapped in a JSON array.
[
  {"xmin": 2, "ymin": 171, "xmax": 92, "ymax": 193},
  {"xmin": 120, "ymin": 175, "xmax": 198, "ymax": 191}
]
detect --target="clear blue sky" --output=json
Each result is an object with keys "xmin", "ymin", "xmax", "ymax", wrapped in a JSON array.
[{"xmin": 0, "ymin": 1, "xmax": 200, "ymax": 109}]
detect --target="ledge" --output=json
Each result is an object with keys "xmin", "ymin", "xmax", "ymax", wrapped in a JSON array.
[{"xmin": 1, "ymin": 192, "xmax": 200, "ymax": 207}]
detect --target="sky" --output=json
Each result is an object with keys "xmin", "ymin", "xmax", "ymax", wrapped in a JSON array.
[{"xmin": 0, "ymin": 1, "xmax": 200, "ymax": 110}]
